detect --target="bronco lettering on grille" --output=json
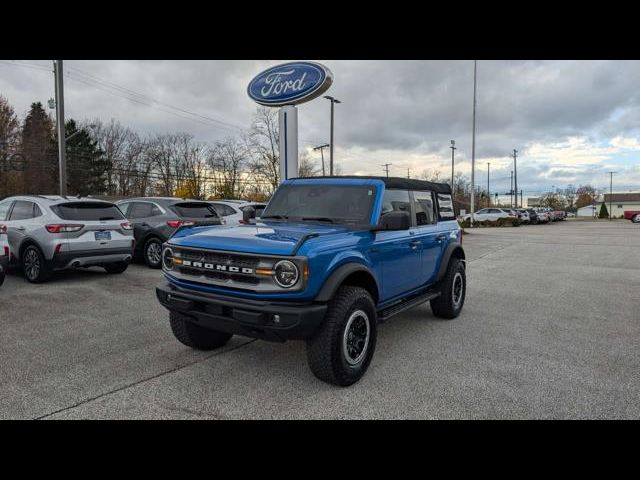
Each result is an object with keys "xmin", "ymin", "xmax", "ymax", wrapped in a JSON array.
[{"xmin": 182, "ymin": 259, "xmax": 254, "ymax": 274}]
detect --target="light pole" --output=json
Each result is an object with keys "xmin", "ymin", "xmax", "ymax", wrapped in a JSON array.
[
  {"xmin": 487, "ymin": 162, "xmax": 490, "ymax": 207},
  {"xmin": 54, "ymin": 60, "xmax": 66, "ymax": 196},
  {"xmin": 313, "ymin": 143, "xmax": 330, "ymax": 176},
  {"xmin": 470, "ymin": 60, "xmax": 477, "ymax": 225},
  {"xmin": 450, "ymin": 140, "xmax": 456, "ymax": 191},
  {"xmin": 324, "ymin": 95, "xmax": 341, "ymax": 176},
  {"xmin": 512, "ymin": 149, "xmax": 518, "ymax": 208},
  {"xmin": 608, "ymin": 171, "xmax": 616, "ymax": 220}
]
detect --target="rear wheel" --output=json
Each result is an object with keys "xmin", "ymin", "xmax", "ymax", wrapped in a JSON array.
[
  {"xmin": 169, "ymin": 310, "xmax": 233, "ymax": 350},
  {"xmin": 104, "ymin": 262, "xmax": 129, "ymax": 274},
  {"xmin": 144, "ymin": 237, "xmax": 163, "ymax": 269},
  {"xmin": 632, "ymin": 214, "xmax": 640, "ymax": 224},
  {"xmin": 430, "ymin": 258, "xmax": 466, "ymax": 319},
  {"xmin": 306, "ymin": 286, "xmax": 377, "ymax": 386},
  {"xmin": 22, "ymin": 245, "xmax": 52, "ymax": 283}
]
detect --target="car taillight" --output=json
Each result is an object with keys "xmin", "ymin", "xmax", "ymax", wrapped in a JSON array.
[
  {"xmin": 0, "ymin": 224, "xmax": 6, "ymax": 234},
  {"xmin": 54, "ymin": 244, "xmax": 63, "ymax": 254},
  {"xmin": 45, "ymin": 224, "xmax": 84, "ymax": 233},
  {"xmin": 166, "ymin": 220, "xmax": 194, "ymax": 228},
  {"xmin": 239, "ymin": 219, "xmax": 247, "ymax": 224},
  {"xmin": 121, "ymin": 222, "xmax": 133, "ymax": 230},
  {"xmin": 3, "ymin": 246, "xmax": 8, "ymax": 257}
]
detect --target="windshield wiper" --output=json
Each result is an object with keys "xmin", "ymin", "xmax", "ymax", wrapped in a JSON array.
[
  {"xmin": 261, "ymin": 215, "xmax": 288, "ymax": 220},
  {"xmin": 302, "ymin": 217, "xmax": 335, "ymax": 223}
]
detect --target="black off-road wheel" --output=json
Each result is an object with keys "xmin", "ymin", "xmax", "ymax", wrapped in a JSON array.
[
  {"xmin": 144, "ymin": 237, "xmax": 163, "ymax": 269},
  {"xmin": 22, "ymin": 245, "xmax": 52, "ymax": 284},
  {"xmin": 430, "ymin": 258, "xmax": 466, "ymax": 319},
  {"xmin": 169, "ymin": 310, "xmax": 233, "ymax": 350},
  {"xmin": 306, "ymin": 286, "xmax": 377, "ymax": 387},
  {"xmin": 104, "ymin": 262, "xmax": 129, "ymax": 274}
]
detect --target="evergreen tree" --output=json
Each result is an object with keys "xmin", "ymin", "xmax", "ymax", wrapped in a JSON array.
[
  {"xmin": 65, "ymin": 119, "xmax": 111, "ymax": 196},
  {"xmin": 0, "ymin": 95, "xmax": 23, "ymax": 197},
  {"xmin": 22, "ymin": 102, "xmax": 57, "ymax": 194},
  {"xmin": 598, "ymin": 202, "xmax": 609, "ymax": 219}
]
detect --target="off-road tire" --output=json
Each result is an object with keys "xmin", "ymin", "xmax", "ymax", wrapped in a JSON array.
[
  {"xmin": 22, "ymin": 245, "xmax": 52, "ymax": 283},
  {"xmin": 144, "ymin": 237, "xmax": 163, "ymax": 269},
  {"xmin": 306, "ymin": 286, "xmax": 377, "ymax": 387},
  {"xmin": 169, "ymin": 310, "xmax": 233, "ymax": 350},
  {"xmin": 104, "ymin": 262, "xmax": 129, "ymax": 274},
  {"xmin": 430, "ymin": 258, "xmax": 466, "ymax": 319}
]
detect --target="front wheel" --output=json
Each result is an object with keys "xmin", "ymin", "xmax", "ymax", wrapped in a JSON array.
[
  {"xmin": 144, "ymin": 237, "xmax": 163, "ymax": 269},
  {"xmin": 169, "ymin": 310, "xmax": 233, "ymax": 350},
  {"xmin": 430, "ymin": 258, "xmax": 466, "ymax": 319},
  {"xmin": 306, "ymin": 286, "xmax": 377, "ymax": 387},
  {"xmin": 632, "ymin": 214, "xmax": 640, "ymax": 224}
]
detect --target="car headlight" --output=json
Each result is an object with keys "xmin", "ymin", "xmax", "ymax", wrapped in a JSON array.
[
  {"xmin": 273, "ymin": 260, "xmax": 299, "ymax": 288},
  {"xmin": 162, "ymin": 247, "xmax": 174, "ymax": 271}
]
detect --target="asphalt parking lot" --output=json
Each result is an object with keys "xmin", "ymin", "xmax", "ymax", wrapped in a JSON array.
[{"xmin": 0, "ymin": 219, "xmax": 638, "ymax": 419}]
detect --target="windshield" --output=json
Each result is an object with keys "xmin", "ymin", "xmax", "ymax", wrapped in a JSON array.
[{"xmin": 262, "ymin": 184, "xmax": 376, "ymax": 225}]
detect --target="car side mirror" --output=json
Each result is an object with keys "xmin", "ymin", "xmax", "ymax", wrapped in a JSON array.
[
  {"xmin": 242, "ymin": 207, "xmax": 256, "ymax": 223},
  {"xmin": 375, "ymin": 210, "xmax": 411, "ymax": 231}
]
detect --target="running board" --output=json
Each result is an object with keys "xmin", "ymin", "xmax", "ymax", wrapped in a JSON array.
[{"xmin": 377, "ymin": 290, "xmax": 440, "ymax": 322}]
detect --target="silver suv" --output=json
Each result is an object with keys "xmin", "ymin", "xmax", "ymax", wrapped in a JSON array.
[{"xmin": 0, "ymin": 195, "xmax": 134, "ymax": 283}]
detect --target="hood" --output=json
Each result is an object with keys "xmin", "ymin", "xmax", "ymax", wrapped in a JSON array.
[{"xmin": 168, "ymin": 221, "xmax": 351, "ymax": 256}]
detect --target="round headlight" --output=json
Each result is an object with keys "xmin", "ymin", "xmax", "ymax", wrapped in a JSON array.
[
  {"xmin": 274, "ymin": 260, "xmax": 299, "ymax": 288},
  {"xmin": 162, "ymin": 247, "xmax": 174, "ymax": 271}
]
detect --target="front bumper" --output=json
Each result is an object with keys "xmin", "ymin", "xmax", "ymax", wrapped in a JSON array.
[
  {"xmin": 51, "ymin": 248, "xmax": 133, "ymax": 269},
  {"xmin": 156, "ymin": 281, "xmax": 327, "ymax": 342}
]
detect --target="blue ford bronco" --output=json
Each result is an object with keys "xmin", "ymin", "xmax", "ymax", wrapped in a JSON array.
[{"xmin": 156, "ymin": 176, "xmax": 466, "ymax": 386}]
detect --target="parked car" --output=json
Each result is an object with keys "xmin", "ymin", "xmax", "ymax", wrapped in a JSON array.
[
  {"xmin": 116, "ymin": 197, "xmax": 223, "ymax": 268},
  {"xmin": 515, "ymin": 208, "xmax": 530, "ymax": 224},
  {"xmin": 0, "ymin": 196, "xmax": 134, "ymax": 283},
  {"xmin": 0, "ymin": 222, "xmax": 9, "ymax": 286},
  {"xmin": 535, "ymin": 208, "xmax": 551, "ymax": 223},
  {"xmin": 462, "ymin": 207, "xmax": 515, "ymax": 222},
  {"xmin": 623, "ymin": 210, "xmax": 640, "ymax": 223},
  {"xmin": 208, "ymin": 200, "xmax": 268, "ymax": 225},
  {"xmin": 524, "ymin": 208, "xmax": 539, "ymax": 224},
  {"xmin": 157, "ymin": 176, "xmax": 466, "ymax": 386}
]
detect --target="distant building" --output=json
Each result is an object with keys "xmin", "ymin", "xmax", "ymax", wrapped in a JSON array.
[
  {"xmin": 577, "ymin": 205, "xmax": 597, "ymax": 217},
  {"xmin": 596, "ymin": 193, "xmax": 640, "ymax": 218},
  {"xmin": 528, "ymin": 197, "xmax": 541, "ymax": 207}
]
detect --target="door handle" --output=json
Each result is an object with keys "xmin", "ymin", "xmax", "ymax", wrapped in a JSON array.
[
  {"xmin": 436, "ymin": 234, "xmax": 447, "ymax": 242},
  {"xmin": 410, "ymin": 240, "xmax": 421, "ymax": 249},
  {"xmin": 16, "ymin": 226, "xmax": 26, "ymax": 231}
]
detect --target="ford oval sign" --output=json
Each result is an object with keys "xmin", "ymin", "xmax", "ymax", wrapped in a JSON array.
[{"xmin": 247, "ymin": 62, "xmax": 333, "ymax": 107}]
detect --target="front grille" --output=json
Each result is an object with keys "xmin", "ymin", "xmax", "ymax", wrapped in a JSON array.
[
  {"xmin": 179, "ymin": 266, "xmax": 260, "ymax": 285},
  {"xmin": 179, "ymin": 249, "xmax": 261, "ymax": 270}
]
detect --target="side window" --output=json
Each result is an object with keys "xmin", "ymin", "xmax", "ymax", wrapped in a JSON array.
[
  {"xmin": 0, "ymin": 200, "xmax": 13, "ymax": 221},
  {"xmin": 437, "ymin": 193, "xmax": 455, "ymax": 220},
  {"xmin": 212, "ymin": 203, "xmax": 237, "ymax": 217},
  {"xmin": 33, "ymin": 203, "xmax": 43, "ymax": 218},
  {"xmin": 117, "ymin": 202, "xmax": 130, "ymax": 216},
  {"xmin": 9, "ymin": 201, "xmax": 35, "ymax": 220},
  {"xmin": 413, "ymin": 191, "xmax": 436, "ymax": 226},
  {"xmin": 151, "ymin": 204, "xmax": 163, "ymax": 216},
  {"xmin": 129, "ymin": 202, "xmax": 154, "ymax": 219},
  {"xmin": 380, "ymin": 189, "xmax": 411, "ymax": 217}
]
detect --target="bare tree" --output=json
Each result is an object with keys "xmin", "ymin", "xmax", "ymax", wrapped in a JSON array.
[
  {"xmin": 297, "ymin": 151, "xmax": 321, "ymax": 177},
  {"xmin": 246, "ymin": 107, "xmax": 280, "ymax": 195}
]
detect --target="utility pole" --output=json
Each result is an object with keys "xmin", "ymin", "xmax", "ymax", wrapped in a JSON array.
[
  {"xmin": 324, "ymin": 96, "xmax": 341, "ymax": 176},
  {"xmin": 520, "ymin": 190, "xmax": 523, "ymax": 208},
  {"xmin": 54, "ymin": 60, "xmax": 66, "ymax": 196},
  {"xmin": 313, "ymin": 143, "xmax": 330, "ymax": 176},
  {"xmin": 407, "ymin": 167, "xmax": 410, "ymax": 179},
  {"xmin": 510, "ymin": 170, "xmax": 514, "ymax": 207},
  {"xmin": 450, "ymin": 140, "xmax": 456, "ymax": 191},
  {"xmin": 608, "ymin": 171, "xmax": 616, "ymax": 220},
  {"xmin": 470, "ymin": 60, "xmax": 477, "ymax": 225},
  {"xmin": 381, "ymin": 163, "xmax": 392, "ymax": 178},
  {"xmin": 512, "ymin": 149, "xmax": 518, "ymax": 208},
  {"xmin": 487, "ymin": 162, "xmax": 490, "ymax": 207}
]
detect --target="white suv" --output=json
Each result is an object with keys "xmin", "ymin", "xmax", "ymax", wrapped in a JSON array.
[
  {"xmin": 209, "ymin": 200, "xmax": 267, "ymax": 225},
  {"xmin": 0, "ymin": 222, "xmax": 9, "ymax": 286}
]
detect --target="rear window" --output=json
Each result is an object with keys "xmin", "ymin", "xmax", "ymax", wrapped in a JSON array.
[
  {"xmin": 171, "ymin": 202, "xmax": 219, "ymax": 219},
  {"xmin": 51, "ymin": 202, "xmax": 126, "ymax": 221},
  {"xmin": 241, "ymin": 204, "xmax": 266, "ymax": 217}
]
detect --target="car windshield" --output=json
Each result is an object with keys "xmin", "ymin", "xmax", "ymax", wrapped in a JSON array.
[{"xmin": 261, "ymin": 184, "xmax": 376, "ymax": 225}]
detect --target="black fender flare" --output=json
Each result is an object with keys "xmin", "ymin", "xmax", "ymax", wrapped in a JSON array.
[
  {"xmin": 436, "ymin": 242, "xmax": 466, "ymax": 283},
  {"xmin": 315, "ymin": 263, "xmax": 380, "ymax": 303}
]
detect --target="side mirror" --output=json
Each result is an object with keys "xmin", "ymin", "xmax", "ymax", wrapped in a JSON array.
[
  {"xmin": 242, "ymin": 206, "xmax": 256, "ymax": 223},
  {"xmin": 375, "ymin": 210, "xmax": 411, "ymax": 231}
]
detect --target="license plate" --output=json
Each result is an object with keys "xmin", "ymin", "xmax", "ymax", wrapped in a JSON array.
[{"xmin": 95, "ymin": 231, "xmax": 111, "ymax": 241}]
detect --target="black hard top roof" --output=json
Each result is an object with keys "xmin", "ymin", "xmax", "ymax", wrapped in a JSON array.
[{"xmin": 290, "ymin": 176, "xmax": 452, "ymax": 194}]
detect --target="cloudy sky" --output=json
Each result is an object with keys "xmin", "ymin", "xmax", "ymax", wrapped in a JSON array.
[{"xmin": 1, "ymin": 59, "xmax": 639, "ymax": 198}]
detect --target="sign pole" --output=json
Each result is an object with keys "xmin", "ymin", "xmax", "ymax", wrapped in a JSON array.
[{"xmin": 279, "ymin": 105, "xmax": 298, "ymax": 182}]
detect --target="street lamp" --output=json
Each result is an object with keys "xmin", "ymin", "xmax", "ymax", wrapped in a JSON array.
[
  {"xmin": 324, "ymin": 95, "xmax": 341, "ymax": 176},
  {"xmin": 450, "ymin": 140, "xmax": 456, "ymax": 191}
]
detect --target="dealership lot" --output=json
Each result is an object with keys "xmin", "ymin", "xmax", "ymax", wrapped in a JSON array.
[{"xmin": 0, "ymin": 220, "xmax": 638, "ymax": 419}]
